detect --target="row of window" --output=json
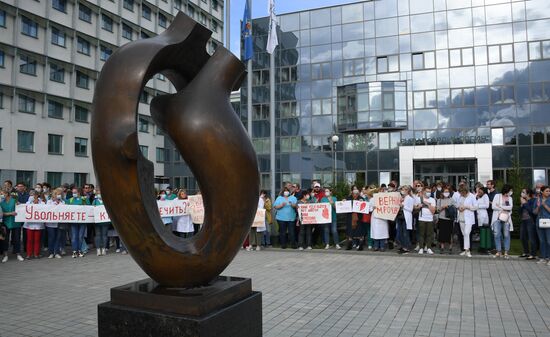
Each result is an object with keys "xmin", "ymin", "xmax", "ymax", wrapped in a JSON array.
[
  {"xmin": 12, "ymin": 55, "xmax": 91, "ymax": 89},
  {"xmin": 12, "ymin": 130, "xmax": 88, "ymax": 156},
  {"xmin": 9, "ymin": 94, "xmax": 89, "ymax": 122}
]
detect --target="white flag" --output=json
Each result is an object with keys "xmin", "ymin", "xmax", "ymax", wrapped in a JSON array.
[{"xmin": 266, "ymin": 0, "xmax": 278, "ymax": 54}]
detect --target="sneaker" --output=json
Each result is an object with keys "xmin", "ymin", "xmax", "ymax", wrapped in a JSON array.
[
  {"xmin": 1, "ymin": 255, "xmax": 7, "ymax": 263},
  {"xmin": 368, "ymin": 246, "xmax": 372, "ymax": 250},
  {"xmin": 325, "ymin": 244, "xmax": 330, "ymax": 250},
  {"xmin": 519, "ymin": 254, "xmax": 529, "ymax": 258},
  {"xmin": 466, "ymin": 251, "xmax": 472, "ymax": 258},
  {"xmin": 298, "ymin": 247, "xmax": 304, "ymax": 251},
  {"xmin": 427, "ymin": 248, "xmax": 434, "ymax": 255},
  {"xmin": 537, "ymin": 258, "xmax": 547, "ymax": 264},
  {"xmin": 48, "ymin": 254, "xmax": 54, "ymax": 259},
  {"xmin": 306, "ymin": 246, "xmax": 312, "ymax": 250},
  {"xmin": 115, "ymin": 248, "xmax": 121, "ymax": 253},
  {"xmin": 78, "ymin": 251, "xmax": 84, "ymax": 258},
  {"xmin": 414, "ymin": 245, "xmax": 420, "ymax": 252},
  {"xmin": 101, "ymin": 248, "xmax": 107, "ymax": 255},
  {"xmin": 418, "ymin": 248, "xmax": 424, "ymax": 254},
  {"xmin": 17, "ymin": 254, "xmax": 25, "ymax": 261},
  {"xmin": 460, "ymin": 251, "xmax": 467, "ymax": 256},
  {"xmin": 54, "ymin": 254, "xmax": 62, "ymax": 259},
  {"xmin": 72, "ymin": 252, "xmax": 77, "ymax": 258},
  {"xmin": 121, "ymin": 250, "xmax": 128, "ymax": 255},
  {"xmin": 336, "ymin": 244, "xmax": 341, "ymax": 250},
  {"xmin": 245, "ymin": 246, "xmax": 251, "ymax": 252},
  {"xmin": 97, "ymin": 248, "xmax": 102, "ymax": 256},
  {"xmin": 546, "ymin": 260, "xmax": 550, "ymax": 266},
  {"xmin": 60, "ymin": 249, "xmax": 66, "ymax": 256},
  {"xmin": 255, "ymin": 246, "xmax": 261, "ymax": 251}
]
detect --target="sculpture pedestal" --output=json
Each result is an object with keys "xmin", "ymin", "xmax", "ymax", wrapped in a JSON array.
[{"xmin": 98, "ymin": 276, "xmax": 262, "ymax": 337}]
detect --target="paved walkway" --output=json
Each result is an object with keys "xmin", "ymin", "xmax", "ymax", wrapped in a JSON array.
[{"xmin": 1, "ymin": 249, "xmax": 550, "ymax": 337}]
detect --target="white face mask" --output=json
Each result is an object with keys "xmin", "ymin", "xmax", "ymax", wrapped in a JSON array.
[
  {"xmin": 325, "ymin": 191, "xmax": 331, "ymax": 196},
  {"xmin": 283, "ymin": 191, "xmax": 290, "ymax": 197},
  {"xmin": 35, "ymin": 188, "xmax": 42, "ymax": 193},
  {"xmin": 425, "ymin": 192, "xmax": 431, "ymax": 198},
  {"xmin": 28, "ymin": 196, "xmax": 35, "ymax": 202},
  {"xmin": 72, "ymin": 192, "xmax": 79, "ymax": 197},
  {"xmin": 166, "ymin": 190, "xmax": 171, "ymax": 195},
  {"xmin": 160, "ymin": 194, "xmax": 166, "ymax": 200},
  {"xmin": 352, "ymin": 189, "xmax": 359, "ymax": 195},
  {"xmin": 43, "ymin": 187, "xmax": 49, "ymax": 193},
  {"xmin": 437, "ymin": 187, "xmax": 442, "ymax": 191},
  {"xmin": 536, "ymin": 188, "xmax": 541, "ymax": 194},
  {"xmin": 443, "ymin": 192, "xmax": 450, "ymax": 197},
  {"xmin": 56, "ymin": 195, "xmax": 62, "ymax": 200},
  {"xmin": 400, "ymin": 191, "xmax": 407, "ymax": 196}
]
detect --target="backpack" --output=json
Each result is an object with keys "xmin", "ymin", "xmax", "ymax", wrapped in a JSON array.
[{"xmin": 446, "ymin": 204, "xmax": 457, "ymax": 221}]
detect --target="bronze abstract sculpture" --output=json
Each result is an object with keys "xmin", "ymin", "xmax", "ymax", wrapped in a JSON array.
[{"xmin": 91, "ymin": 12, "xmax": 259, "ymax": 288}]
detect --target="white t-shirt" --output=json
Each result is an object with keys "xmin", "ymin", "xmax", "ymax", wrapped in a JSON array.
[{"xmin": 418, "ymin": 197, "xmax": 436, "ymax": 222}]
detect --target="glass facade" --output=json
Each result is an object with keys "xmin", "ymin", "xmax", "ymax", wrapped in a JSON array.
[{"xmin": 239, "ymin": 0, "xmax": 550, "ymax": 190}]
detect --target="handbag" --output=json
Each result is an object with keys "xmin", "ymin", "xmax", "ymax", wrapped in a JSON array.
[
  {"xmin": 498, "ymin": 212, "xmax": 510, "ymax": 222},
  {"xmin": 540, "ymin": 218, "xmax": 550, "ymax": 228}
]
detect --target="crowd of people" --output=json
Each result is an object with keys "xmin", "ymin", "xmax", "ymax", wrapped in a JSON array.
[{"xmin": 250, "ymin": 179, "xmax": 550, "ymax": 263}]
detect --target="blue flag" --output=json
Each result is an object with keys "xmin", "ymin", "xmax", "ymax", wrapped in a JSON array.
[{"xmin": 242, "ymin": 1, "xmax": 253, "ymax": 61}]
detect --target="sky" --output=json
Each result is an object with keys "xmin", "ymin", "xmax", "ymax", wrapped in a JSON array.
[{"xmin": 227, "ymin": 0, "xmax": 362, "ymax": 56}]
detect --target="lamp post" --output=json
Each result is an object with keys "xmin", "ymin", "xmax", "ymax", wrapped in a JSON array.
[{"xmin": 330, "ymin": 134, "xmax": 339, "ymax": 186}]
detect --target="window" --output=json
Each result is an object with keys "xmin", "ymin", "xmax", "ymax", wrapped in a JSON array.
[
  {"xmin": 530, "ymin": 82, "xmax": 550, "ymax": 102},
  {"xmin": 377, "ymin": 55, "xmax": 399, "ymax": 73},
  {"xmin": 49, "ymin": 63, "xmax": 65, "ymax": 83},
  {"xmin": 140, "ymin": 31, "xmax": 150, "ymax": 39},
  {"xmin": 378, "ymin": 132, "xmax": 400, "ymax": 150},
  {"xmin": 529, "ymin": 40, "xmax": 550, "ymax": 61},
  {"xmin": 18, "ymin": 94, "xmax": 35, "ymax": 113},
  {"xmin": 76, "ymin": 71, "xmax": 89, "ymax": 89},
  {"xmin": 138, "ymin": 117, "xmax": 149, "ymax": 132},
  {"xmin": 17, "ymin": 171, "xmax": 34, "ymax": 187},
  {"xmin": 74, "ymin": 173, "xmax": 87, "ymax": 188},
  {"xmin": 139, "ymin": 145, "xmax": 148, "ymax": 159},
  {"xmin": 156, "ymin": 147, "xmax": 169, "ymax": 162},
  {"xmin": 142, "ymin": 5, "xmax": 151, "ymax": 20},
  {"xmin": 159, "ymin": 14, "xmax": 167, "ymax": 28},
  {"xmin": 0, "ymin": 128, "xmax": 2, "ymax": 149},
  {"xmin": 100, "ymin": 45, "xmax": 112, "ymax": 61},
  {"xmin": 75, "ymin": 137, "xmax": 88, "ymax": 156},
  {"xmin": 122, "ymin": 23, "xmax": 133, "ymax": 40},
  {"xmin": 17, "ymin": 130, "xmax": 34, "ymax": 152},
  {"xmin": 199, "ymin": 13, "xmax": 207, "ymax": 25},
  {"xmin": 252, "ymin": 103, "xmax": 269, "ymax": 120},
  {"xmin": 48, "ymin": 134, "xmax": 63, "ymax": 154},
  {"xmin": 279, "ymin": 66, "xmax": 297, "ymax": 83},
  {"xmin": 211, "ymin": 19, "xmax": 218, "ymax": 32},
  {"xmin": 75, "ymin": 105, "xmax": 89, "ymax": 123},
  {"xmin": 101, "ymin": 14, "xmax": 113, "ymax": 32},
  {"xmin": 21, "ymin": 16, "xmax": 38, "ymax": 38},
  {"xmin": 412, "ymin": 51, "xmax": 435, "ymax": 70},
  {"xmin": 491, "ymin": 128, "xmax": 504, "ymax": 146},
  {"xmin": 51, "ymin": 27, "xmax": 66, "ymax": 47},
  {"xmin": 19, "ymin": 55, "xmax": 36, "ymax": 75},
  {"xmin": 450, "ymin": 87, "xmax": 475, "ymax": 107},
  {"xmin": 488, "ymin": 44, "xmax": 514, "ymax": 64},
  {"xmin": 0, "ymin": 10, "xmax": 5, "ymax": 27},
  {"xmin": 0, "ymin": 50, "xmax": 4, "ymax": 67},
  {"xmin": 46, "ymin": 172, "xmax": 62, "ymax": 187},
  {"xmin": 79, "ymin": 4, "xmax": 92, "ymax": 23},
  {"xmin": 188, "ymin": 6, "xmax": 195, "ymax": 18},
  {"xmin": 252, "ymin": 138, "xmax": 270, "ymax": 154},
  {"xmin": 123, "ymin": 0, "xmax": 134, "ymax": 11},
  {"xmin": 212, "ymin": 0, "xmax": 219, "ymax": 11},
  {"xmin": 253, "ymin": 69, "xmax": 270, "ymax": 86},
  {"xmin": 77, "ymin": 37, "xmax": 90, "ymax": 55},
  {"xmin": 48, "ymin": 100, "xmax": 63, "ymax": 119},
  {"xmin": 280, "ymin": 136, "xmax": 301, "ymax": 152},
  {"xmin": 280, "ymin": 101, "xmax": 298, "ymax": 118},
  {"xmin": 490, "ymin": 85, "xmax": 515, "ymax": 104},
  {"xmin": 312, "ymin": 99, "xmax": 332, "ymax": 115},
  {"xmin": 174, "ymin": 0, "xmax": 182, "ymax": 10},
  {"xmin": 413, "ymin": 90, "xmax": 437, "ymax": 109},
  {"xmin": 449, "ymin": 47, "xmax": 474, "ymax": 67},
  {"xmin": 139, "ymin": 91, "xmax": 148, "ymax": 104},
  {"xmin": 52, "ymin": 0, "xmax": 67, "ymax": 13}
]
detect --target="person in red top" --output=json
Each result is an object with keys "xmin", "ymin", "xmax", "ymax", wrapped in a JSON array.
[{"xmin": 311, "ymin": 182, "xmax": 325, "ymax": 202}]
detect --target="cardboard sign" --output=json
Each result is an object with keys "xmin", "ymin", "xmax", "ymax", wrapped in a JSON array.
[
  {"xmin": 157, "ymin": 200, "xmax": 189, "ymax": 217},
  {"xmin": 188, "ymin": 195, "xmax": 205, "ymax": 224},
  {"xmin": 335, "ymin": 201, "xmax": 352, "ymax": 214},
  {"xmin": 373, "ymin": 192, "xmax": 401, "ymax": 221},
  {"xmin": 298, "ymin": 203, "xmax": 332, "ymax": 224},
  {"xmin": 352, "ymin": 200, "xmax": 370, "ymax": 214},
  {"xmin": 16, "ymin": 204, "xmax": 95, "ymax": 223},
  {"xmin": 93, "ymin": 205, "xmax": 111, "ymax": 223},
  {"xmin": 252, "ymin": 209, "xmax": 266, "ymax": 227}
]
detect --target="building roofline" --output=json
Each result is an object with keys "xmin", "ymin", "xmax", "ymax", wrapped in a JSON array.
[{"xmin": 253, "ymin": 0, "xmax": 369, "ymax": 20}]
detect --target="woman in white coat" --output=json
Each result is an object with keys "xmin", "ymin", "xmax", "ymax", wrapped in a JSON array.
[
  {"xmin": 491, "ymin": 184, "xmax": 514, "ymax": 259},
  {"xmin": 457, "ymin": 187, "xmax": 476, "ymax": 257},
  {"xmin": 476, "ymin": 187, "xmax": 491, "ymax": 254},
  {"xmin": 368, "ymin": 188, "xmax": 389, "ymax": 251},
  {"xmin": 173, "ymin": 189, "xmax": 194, "ymax": 238}
]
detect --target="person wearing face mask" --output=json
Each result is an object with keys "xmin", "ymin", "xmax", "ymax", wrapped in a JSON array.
[
  {"xmin": 396, "ymin": 186, "xmax": 414, "ymax": 254},
  {"xmin": 92, "ymin": 187, "xmax": 110, "ymax": 256},
  {"xmin": 437, "ymin": 187, "xmax": 456, "ymax": 254},
  {"xmin": 273, "ymin": 187, "xmax": 298, "ymax": 249},
  {"xmin": 491, "ymin": 184, "xmax": 514, "ymax": 259},
  {"xmin": 417, "ymin": 187, "xmax": 436, "ymax": 255},
  {"xmin": 534, "ymin": 186, "xmax": 550, "ymax": 265},
  {"xmin": 165, "ymin": 187, "xmax": 177, "ymax": 200},
  {"xmin": 476, "ymin": 187, "xmax": 491, "ymax": 255},
  {"xmin": 345, "ymin": 185, "xmax": 365, "ymax": 250},
  {"xmin": 321, "ymin": 188, "xmax": 340, "ymax": 250},
  {"xmin": 457, "ymin": 186, "xmax": 477, "ymax": 258},
  {"xmin": 412, "ymin": 181, "xmax": 424, "ymax": 251},
  {"xmin": 45, "ymin": 188, "xmax": 64, "ymax": 259},
  {"xmin": 297, "ymin": 190, "xmax": 313, "ymax": 250},
  {"xmin": 519, "ymin": 188, "xmax": 537, "ymax": 260},
  {"xmin": 368, "ymin": 186, "xmax": 389, "ymax": 252},
  {"xmin": 0, "ymin": 189, "xmax": 24, "ymax": 262},
  {"xmin": 23, "ymin": 191, "xmax": 45, "ymax": 259},
  {"xmin": 68, "ymin": 187, "xmax": 90, "ymax": 258},
  {"xmin": 158, "ymin": 189, "xmax": 175, "ymax": 230}
]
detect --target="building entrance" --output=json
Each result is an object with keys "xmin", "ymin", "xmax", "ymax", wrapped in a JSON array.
[{"xmin": 414, "ymin": 160, "xmax": 477, "ymax": 190}]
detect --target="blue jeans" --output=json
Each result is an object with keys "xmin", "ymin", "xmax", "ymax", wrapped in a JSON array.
[
  {"xmin": 373, "ymin": 239, "xmax": 386, "ymax": 250},
  {"xmin": 278, "ymin": 220, "xmax": 295, "ymax": 248},
  {"xmin": 396, "ymin": 219, "xmax": 410, "ymax": 249},
  {"xmin": 46, "ymin": 227, "xmax": 59, "ymax": 255},
  {"xmin": 56, "ymin": 227, "xmax": 67, "ymax": 253},
  {"xmin": 262, "ymin": 223, "xmax": 272, "ymax": 245},
  {"xmin": 95, "ymin": 224, "xmax": 109, "ymax": 249},
  {"xmin": 71, "ymin": 224, "xmax": 87, "ymax": 252},
  {"xmin": 520, "ymin": 219, "xmax": 538, "ymax": 256},
  {"xmin": 493, "ymin": 220, "xmax": 511, "ymax": 252},
  {"xmin": 537, "ymin": 223, "xmax": 550, "ymax": 259},
  {"xmin": 323, "ymin": 218, "xmax": 339, "ymax": 246}
]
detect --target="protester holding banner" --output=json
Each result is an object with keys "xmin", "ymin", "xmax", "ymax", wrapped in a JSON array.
[
  {"xmin": 273, "ymin": 187, "xmax": 298, "ymax": 249},
  {"xmin": 67, "ymin": 188, "xmax": 90, "ymax": 258},
  {"xmin": 297, "ymin": 190, "xmax": 313, "ymax": 250},
  {"xmin": 345, "ymin": 186, "xmax": 365, "ymax": 251},
  {"xmin": 369, "ymin": 188, "xmax": 389, "ymax": 252},
  {"xmin": 436, "ymin": 187, "xmax": 455, "ymax": 254},
  {"xmin": 92, "ymin": 187, "xmax": 110, "ymax": 256},
  {"xmin": 0, "ymin": 188, "xmax": 24, "ymax": 262},
  {"xmin": 321, "ymin": 188, "xmax": 340, "ymax": 250},
  {"xmin": 396, "ymin": 185, "xmax": 414, "ymax": 254},
  {"xmin": 23, "ymin": 191, "xmax": 45, "ymax": 259},
  {"xmin": 45, "ymin": 188, "xmax": 64, "ymax": 259},
  {"xmin": 172, "ymin": 189, "xmax": 194, "ymax": 239}
]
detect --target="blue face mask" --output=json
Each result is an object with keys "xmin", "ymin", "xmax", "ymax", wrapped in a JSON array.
[{"xmin": 0, "ymin": 195, "xmax": 5, "ymax": 202}]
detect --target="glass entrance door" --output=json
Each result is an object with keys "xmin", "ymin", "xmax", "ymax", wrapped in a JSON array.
[{"xmin": 414, "ymin": 160, "xmax": 477, "ymax": 190}]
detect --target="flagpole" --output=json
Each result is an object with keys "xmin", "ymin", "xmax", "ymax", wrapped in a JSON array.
[
  {"xmin": 246, "ymin": 0, "xmax": 252, "ymax": 140},
  {"xmin": 225, "ymin": 0, "xmax": 230, "ymax": 50},
  {"xmin": 269, "ymin": 47, "xmax": 276, "ymax": 200}
]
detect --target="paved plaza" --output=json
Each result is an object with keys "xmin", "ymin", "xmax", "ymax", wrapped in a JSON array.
[{"xmin": 1, "ymin": 249, "xmax": 550, "ymax": 337}]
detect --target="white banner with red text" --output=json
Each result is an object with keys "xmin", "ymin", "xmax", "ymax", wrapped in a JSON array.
[{"xmin": 298, "ymin": 203, "xmax": 332, "ymax": 224}]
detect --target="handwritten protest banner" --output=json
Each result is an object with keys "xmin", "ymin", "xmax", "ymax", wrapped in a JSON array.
[
  {"xmin": 352, "ymin": 200, "xmax": 370, "ymax": 214},
  {"xmin": 373, "ymin": 192, "xmax": 401, "ymax": 221},
  {"xmin": 157, "ymin": 200, "xmax": 189, "ymax": 217},
  {"xmin": 188, "ymin": 195, "xmax": 205, "ymax": 224},
  {"xmin": 298, "ymin": 203, "xmax": 332, "ymax": 224},
  {"xmin": 335, "ymin": 201, "xmax": 352, "ymax": 214},
  {"xmin": 94, "ymin": 205, "xmax": 110, "ymax": 223},
  {"xmin": 252, "ymin": 209, "xmax": 266, "ymax": 227}
]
